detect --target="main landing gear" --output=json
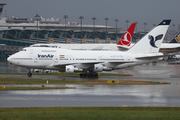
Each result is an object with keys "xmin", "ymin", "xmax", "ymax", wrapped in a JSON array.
[
  {"xmin": 79, "ymin": 72, "xmax": 99, "ymax": 78},
  {"xmin": 27, "ymin": 69, "xmax": 32, "ymax": 77}
]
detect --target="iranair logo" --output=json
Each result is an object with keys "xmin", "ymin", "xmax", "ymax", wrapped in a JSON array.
[
  {"xmin": 38, "ymin": 54, "xmax": 54, "ymax": 58},
  {"xmin": 149, "ymin": 34, "xmax": 163, "ymax": 48},
  {"xmin": 175, "ymin": 34, "xmax": 180, "ymax": 43},
  {"xmin": 120, "ymin": 31, "xmax": 132, "ymax": 46}
]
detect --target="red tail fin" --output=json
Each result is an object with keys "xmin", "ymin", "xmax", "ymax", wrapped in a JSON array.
[{"xmin": 117, "ymin": 23, "xmax": 136, "ymax": 46}]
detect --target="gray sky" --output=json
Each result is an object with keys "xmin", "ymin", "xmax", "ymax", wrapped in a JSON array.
[{"xmin": 1, "ymin": 0, "xmax": 180, "ymax": 31}]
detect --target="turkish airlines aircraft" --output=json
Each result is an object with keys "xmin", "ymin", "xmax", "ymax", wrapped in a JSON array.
[
  {"xmin": 7, "ymin": 19, "xmax": 171, "ymax": 77},
  {"xmin": 31, "ymin": 26, "xmax": 180, "ymax": 54},
  {"xmin": 30, "ymin": 23, "xmax": 136, "ymax": 51}
]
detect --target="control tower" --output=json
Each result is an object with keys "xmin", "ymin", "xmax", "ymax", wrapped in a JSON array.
[{"xmin": 0, "ymin": 3, "xmax": 6, "ymax": 16}]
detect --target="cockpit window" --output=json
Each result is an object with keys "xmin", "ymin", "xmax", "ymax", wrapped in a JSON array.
[{"xmin": 22, "ymin": 49, "xmax": 26, "ymax": 51}]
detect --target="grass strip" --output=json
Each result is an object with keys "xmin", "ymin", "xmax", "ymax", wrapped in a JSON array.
[
  {"xmin": 0, "ymin": 87, "xmax": 75, "ymax": 91},
  {"xmin": 0, "ymin": 72, "xmax": 132, "ymax": 76},
  {"xmin": 0, "ymin": 78, "xmax": 169, "ymax": 85},
  {"xmin": 0, "ymin": 107, "xmax": 180, "ymax": 120}
]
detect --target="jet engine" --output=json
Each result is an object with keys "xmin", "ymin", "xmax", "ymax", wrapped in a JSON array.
[
  {"xmin": 93, "ymin": 64, "xmax": 103, "ymax": 72},
  {"xmin": 65, "ymin": 65, "xmax": 83, "ymax": 73},
  {"xmin": 65, "ymin": 65, "xmax": 74, "ymax": 73}
]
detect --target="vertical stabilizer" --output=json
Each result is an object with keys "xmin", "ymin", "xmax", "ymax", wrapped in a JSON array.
[
  {"xmin": 0, "ymin": 3, "xmax": 6, "ymax": 16},
  {"xmin": 127, "ymin": 20, "xmax": 171, "ymax": 54},
  {"xmin": 117, "ymin": 23, "xmax": 136, "ymax": 47},
  {"xmin": 169, "ymin": 31, "xmax": 180, "ymax": 43}
]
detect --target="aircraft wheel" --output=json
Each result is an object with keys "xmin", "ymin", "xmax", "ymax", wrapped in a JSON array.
[
  {"xmin": 94, "ymin": 74, "xmax": 98, "ymax": 77},
  {"xmin": 27, "ymin": 72, "xmax": 32, "ymax": 77}
]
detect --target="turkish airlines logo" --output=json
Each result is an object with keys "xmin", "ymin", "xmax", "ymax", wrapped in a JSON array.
[
  {"xmin": 149, "ymin": 34, "xmax": 163, "ymax": 48},
  {"xmin": 120, "ymin": 32, "xmax": 132, "ymax": 46}
]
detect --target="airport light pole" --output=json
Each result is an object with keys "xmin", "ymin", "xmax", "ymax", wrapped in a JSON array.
[
  {"xmin": 172, "ymin": 24, "xmax": 175, "ymax": 35},
  {"xmin": 125, "ymin": 20, "xmax": 129, "ymax": 30},
  {"xmin": 64, "ymin": 15, "xmax": 68, "ymax": 43},
  {"xmin": 105, "ymin": 18, "xmax": 109, "ymax": 42},
  {"xmin": 144, "ymin": 23, "xmax": 147, "ymax": 31},
  {"xmin": 34, "ymin": 14, "xmax": 40, "ymax": 43},
  {"xmin": 114, "ymin": 19, "xmax": 118, "ymax": 43},
  {"xmin": 79, "ymin": 16, "xmax": 84, "ymax": 43},
  {"xmin": 92, "ymin": 17, "xmax": 96, "ymax": 42},
  {"xmin": 135, "ymin": 22, "xmax": 138, "ymax": 32}
]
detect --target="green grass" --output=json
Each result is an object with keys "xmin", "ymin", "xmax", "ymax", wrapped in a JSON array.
[
  {"xmin": 0, "ymin": 107, "xmax": 180, "ymax": 120},
  {"xmin": 0, "ymin": 72, "xmax": 132, "ymax": 76},
  {"xmin": 0, "ymin": 78, "xmax": 168, "ymax": 85},
  {"xmin": 0, "ymin": 87, "xmax": 75, "ymax": 90}
]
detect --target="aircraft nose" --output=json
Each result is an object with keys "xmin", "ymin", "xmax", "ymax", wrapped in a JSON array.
[{"xmin": 7, "ymin": 56, "xmax": 12, "ymax": 63}]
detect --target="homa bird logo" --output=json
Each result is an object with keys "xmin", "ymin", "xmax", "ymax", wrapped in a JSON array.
[
  {"xmin": 119, "ymin": 32, "xmax": 132, "ymax": 46},
  {"xmin": 149, "ymin": 34, "xmax": 163, "ymax": 48},
  {"xmin": 38, "ymin": 54, "xmax": 54, "ymax": 58}
]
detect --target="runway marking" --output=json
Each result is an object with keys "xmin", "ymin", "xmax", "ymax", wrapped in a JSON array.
[
  {"xmin": 0, "ymin": 86, "xmax": 5, "ymax": 88},
  {"xmin": 1, "ymin": 77, "xmax": 6, "ymax": 78},
  {"xmin": 122, "ymin": 105, "xmax": 128, "ymax": 107}
]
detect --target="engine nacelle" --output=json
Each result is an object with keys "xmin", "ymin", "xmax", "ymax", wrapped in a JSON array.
[
  {"xmin": 65, "ymin": 65, "xmax": 74, "ymax": 73},
  {"xmin": 94, "ymin": 64, "xmax": 103, "ymax": 72},
  {"xmin": 103, "ymin": 67, "xmax": 112, "ymax": 71}
]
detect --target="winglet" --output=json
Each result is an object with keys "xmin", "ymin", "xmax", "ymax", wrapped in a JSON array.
[{"xmin": 117, "ymin": 23, "xmax": 136, "ymax": 47}]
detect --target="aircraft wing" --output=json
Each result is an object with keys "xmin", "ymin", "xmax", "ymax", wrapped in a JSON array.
[
  {"xmin": 135, "ymin": 55, "xmax": 165, "ymax": 59},
  {"xmin": 52, "ymin": 61, "xmax": 132, "ymax": 69},
  {"xmin": 52, "ymin": 61, "xmax": 103, "ymax": 67}
]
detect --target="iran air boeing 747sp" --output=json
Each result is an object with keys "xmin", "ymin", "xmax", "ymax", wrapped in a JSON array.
[{"xmin": 7, "ymin": 19, "xmax": 171, "ymax": 77}]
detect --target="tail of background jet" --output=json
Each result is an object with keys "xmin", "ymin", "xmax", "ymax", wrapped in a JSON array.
[
  {"xmin": 127, "ymin": 19, "xmax": 171, "ymax": 54},
  {"xmin": 169, "ymin": 31, "xmax": 180, "ymax": 43},
  {"xmin": 117, "ymin": 23, "xmax": 136, "ymax": 47},
  {"xmin": 0, "ymin": 3, "xmax": 6, "ymax": 16}
]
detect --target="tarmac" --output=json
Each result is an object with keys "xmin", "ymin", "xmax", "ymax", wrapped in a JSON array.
[{"xmin": 0, "ymin": 61, "xmax": 180, "ymax": 107}]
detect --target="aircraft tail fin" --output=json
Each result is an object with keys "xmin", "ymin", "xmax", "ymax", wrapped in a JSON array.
[
  {"xmin": 169, "ymin": 31, "xmax": 180, "ymax": 43},
  {"xmin": 117, "ymin": 23, "xmax": 136, "ymax": 47},
  {"xmin": 127, "ymin": 19, "xmax": 171, "ymax": 54}
]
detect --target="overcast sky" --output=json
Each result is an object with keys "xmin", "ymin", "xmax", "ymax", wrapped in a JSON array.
[{"xmin": 1, "ymin": 0, "xmax": 180, "ymax": 31}]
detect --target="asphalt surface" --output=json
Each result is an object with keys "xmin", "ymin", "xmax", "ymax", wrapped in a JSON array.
[{"xmin": 0, "ymin": 61, "xmax": 180, "ymax": 107}]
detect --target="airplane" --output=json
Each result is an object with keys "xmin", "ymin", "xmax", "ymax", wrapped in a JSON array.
[
  {"xmin": 7, "ymin": 19, "xmax": 171, "ymax": 77},
  {"xmin": 30, "ymin": 23, "xmax": 136, "ymax": 51},
  {"xmin": 159, "ymin": 31, "xmax": 180, "ymax": 53},
  {"xmin": 30, "ymin": 26, "xmax": 180, "ymax": 54}
]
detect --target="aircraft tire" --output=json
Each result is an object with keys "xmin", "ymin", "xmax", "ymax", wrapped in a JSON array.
[{"xmin": 27, "ymin": 72, "xmax": 32, "ymax": 77}]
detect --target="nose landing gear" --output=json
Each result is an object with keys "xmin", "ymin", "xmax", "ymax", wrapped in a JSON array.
[{"xmin": 27, "ymin": 69, "xmax": 32, "ymax": 77}]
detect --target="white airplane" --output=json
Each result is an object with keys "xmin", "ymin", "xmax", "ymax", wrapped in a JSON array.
[
  {"xmin": 7, "ymin": 19, "xmax": 171, "ymax": 77},
  {"xmin": 30, "ymin": 23, "xmax": 136, "ymax": 51}
]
